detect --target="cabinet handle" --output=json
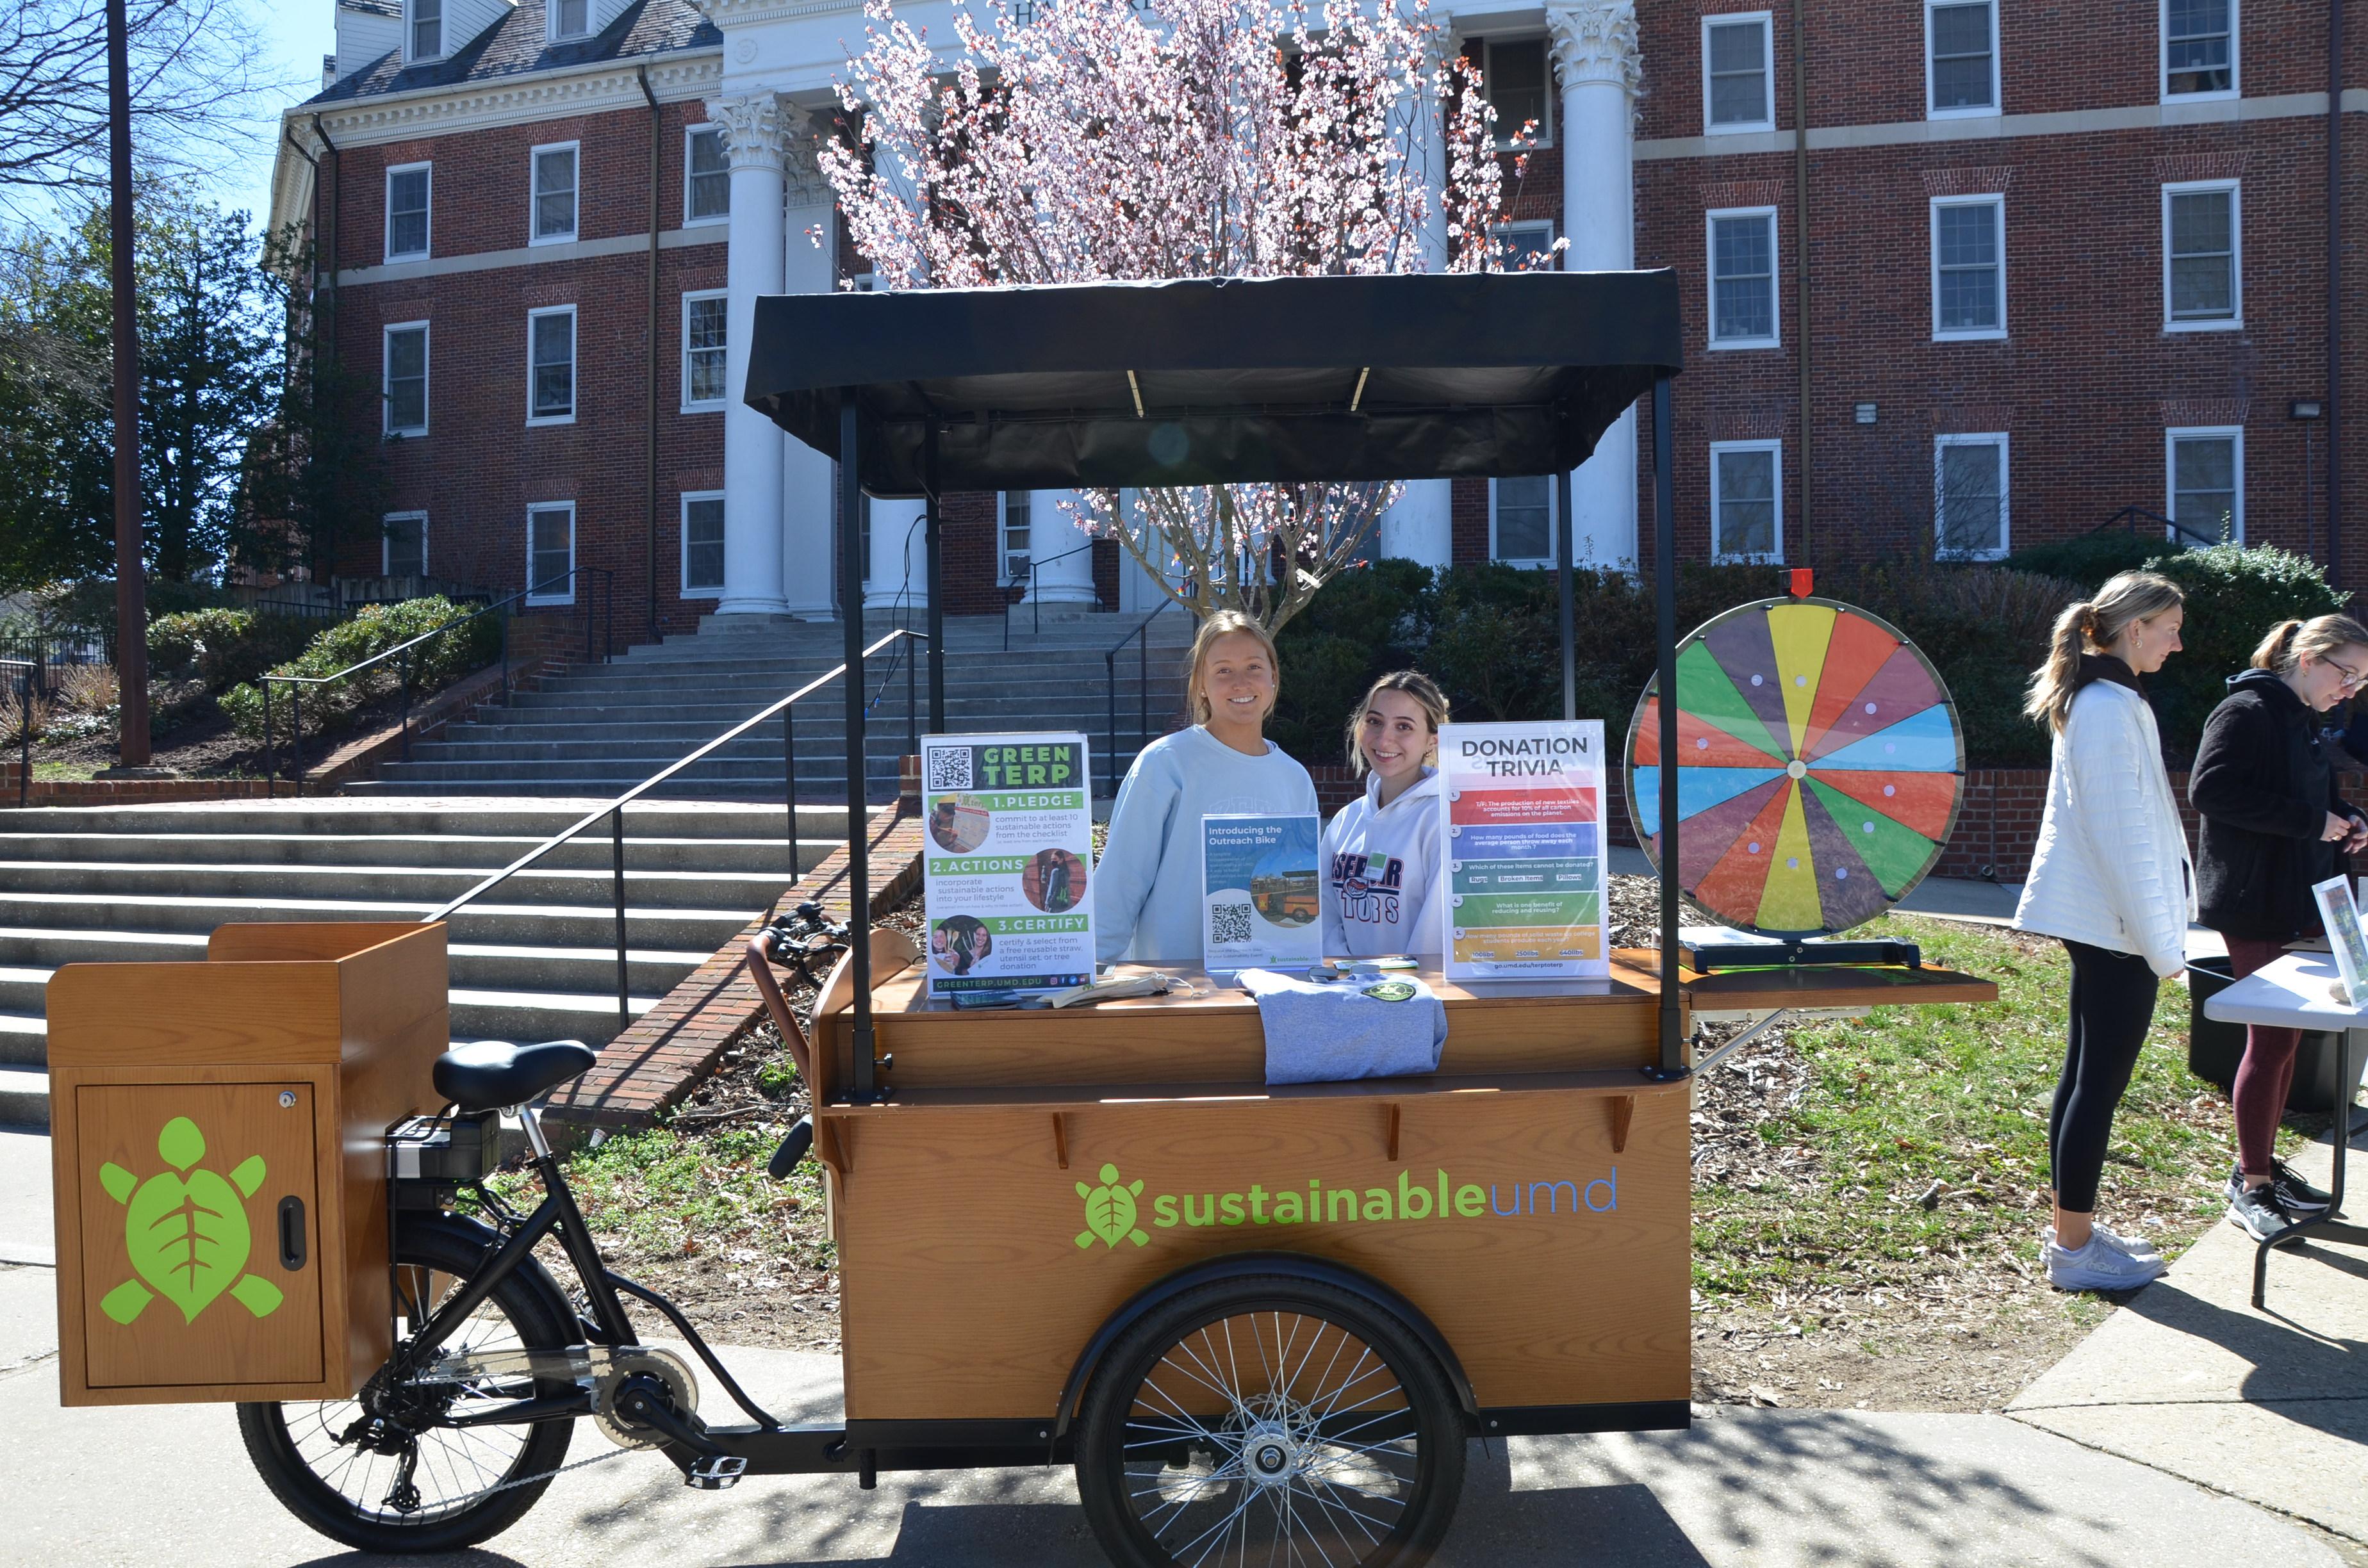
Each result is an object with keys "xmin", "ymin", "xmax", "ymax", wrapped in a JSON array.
[{"xmin": 277, "ymin": 1197, "xmax": 308, "ymax": 1270}]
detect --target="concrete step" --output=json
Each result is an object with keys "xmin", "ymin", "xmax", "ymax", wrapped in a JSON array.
[
  {"xmin": 0, "ymin": 831, "xmax": 823, "ymax": 874},
  {"xmin": 368, "ymin": 758, "xmax": 904, "ymax": 786},
  {"xmin": 0, "ymin": 1065, "xmax": 47, "ymax": 1130},
  {"xmin": 0, "ymin": 890, "xmax": 756, "ymax": 952},
  {"xmin": 0, "ymin": 801, "xmax": 851, "ymax": 839},
  {"xmin": 338, "ymin": 776, "xmax": 887, "ymax": 801},
  {"xmin": 0, "ymin": 1009, "xmax": 44, "ymax": 1068},
  {"xmin": 0, "ymin": 859, "xmax": 796, "ymax": 911}
]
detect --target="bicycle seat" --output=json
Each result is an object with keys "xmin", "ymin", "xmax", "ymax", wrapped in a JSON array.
[{"xmin": 433, "ymin": 1040, "xmax": 597, "ymax": 1113}]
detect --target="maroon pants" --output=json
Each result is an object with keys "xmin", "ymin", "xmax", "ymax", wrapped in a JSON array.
[{"xmin": 2225, "ymin": 935, "xmax": 2302, "ymax": 1178}]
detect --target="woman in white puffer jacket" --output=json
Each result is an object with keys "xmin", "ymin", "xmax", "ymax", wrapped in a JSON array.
[{"xmin": 2012, "ymin": 570, "xmax": 2191, "ymax": 1294}]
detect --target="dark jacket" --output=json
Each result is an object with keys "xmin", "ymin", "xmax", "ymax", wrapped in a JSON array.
[{"xmin": 2191, "ymin": 668, "xmax": 2364, "ymax": 942}]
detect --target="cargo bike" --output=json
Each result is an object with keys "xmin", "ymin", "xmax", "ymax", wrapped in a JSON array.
[{"xmin": 46, "ymin": 272, "xmax": 1993, "ymax": 1567}]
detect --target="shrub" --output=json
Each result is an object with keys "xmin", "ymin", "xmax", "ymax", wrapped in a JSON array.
[
  {"xmin": 2141, "ymin": 544, "xmax": 2348, "ymax": 758},
  {"xmin": 1268, "ymin": 558, "xmax": 1433, "ymax": 763},
  {"xmin": 2002, "ymin": 532, "xmax": 2165, "ymax": 589},
  {"xmin": 218, "ymin": 597, "xmax": 501, "ymax": 741},
  {"xmin": 147, "ymin": 609, "xmax": 317, "ymax": 693}
]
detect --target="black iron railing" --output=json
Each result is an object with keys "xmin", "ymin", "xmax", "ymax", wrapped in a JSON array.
[
  {"xmin": 262, "ymin": 567, "xmax": 614, "ymax": 796},
  {"xmin": 424, "ymin": 628, "xmax": 928, "ymax": 1032},
  {"xmin": 1002, "ymin": 540, "xmax": 1099, "ymax": 650},
  {"xmin": 2094, "ymin": 503, "xmax": 2226, "ymax": 550},
  {"xmin": 1, "ymin": 658, "xmax": 31, "ymax": 809},
  {"xmin": 1102, "ymin": 600, "xmax": 1180, "ymax": 798}
]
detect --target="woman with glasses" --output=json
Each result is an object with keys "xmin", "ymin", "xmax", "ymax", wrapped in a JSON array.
[{"xmin": 2191, "ymin": 614, "xmax": 2368, "ymax": 1241}]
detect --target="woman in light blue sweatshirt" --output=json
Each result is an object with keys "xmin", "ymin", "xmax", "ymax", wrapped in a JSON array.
[{"xmin": 1096, "ymin": 610, "xmax": 1319, "ymax": 966}]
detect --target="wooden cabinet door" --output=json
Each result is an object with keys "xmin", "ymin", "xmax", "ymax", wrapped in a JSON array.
[{"xmin": 74, "ymin": 1082, "xmax": 323, "ymax": 1390}]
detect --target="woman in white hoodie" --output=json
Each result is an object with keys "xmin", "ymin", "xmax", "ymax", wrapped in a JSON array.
[
  {"xmin": 1322, "ymin": 671, "xmax": 1450, "ymax": 959},
  {"xmin": 2012, "ymin": 570, "xmax": 2189, "ymax": 1293}
]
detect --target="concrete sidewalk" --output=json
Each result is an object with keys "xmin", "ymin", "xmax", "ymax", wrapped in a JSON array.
[{"xmin": 0, "ymin": 1125, "xmax": 51, "ymax": 1265}]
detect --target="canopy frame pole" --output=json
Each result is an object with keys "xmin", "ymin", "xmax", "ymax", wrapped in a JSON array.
[
  {"xmin": 925, "ymin": 427, "xmax": 946, "ymax": 733},
  {"xmin": 841, "ymin": 391, "xmax": 878, "ymax": 1101},
  {"xmin": 1652, "ymin": 376, "xmax": 1682, "ymax": 1076},
  {"xmin": 1556, "ymin": 468, "xmax": 1576, "ymax": 723}
]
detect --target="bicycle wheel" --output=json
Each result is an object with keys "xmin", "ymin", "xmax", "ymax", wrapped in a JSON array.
[
  {"xmin": 238, "ymin": 1218, "xmax": 577, "ymax": 1553},
  {"xmin": 1075, "ymin": 1272, "xmax": 1466, "ymax": 1568}
]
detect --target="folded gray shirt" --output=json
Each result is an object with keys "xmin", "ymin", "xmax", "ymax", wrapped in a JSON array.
[{"xmin": 1240, "ymin": 968, "xmax": 1449, "ymax": 1086}]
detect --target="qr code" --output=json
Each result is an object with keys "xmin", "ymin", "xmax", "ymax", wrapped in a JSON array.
[
  {"xmin": 1210, "ymin": 903, "xmax": 1255, "ymax": 944},
  {"xmin": 925, "ymin": 749, "xmax": 972, "ymax": 791}
]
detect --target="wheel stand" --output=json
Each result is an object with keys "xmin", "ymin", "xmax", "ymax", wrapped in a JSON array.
[{"xmin": 2253, "ymin": 1025, "xmax": 2368, "ymax": 1309}]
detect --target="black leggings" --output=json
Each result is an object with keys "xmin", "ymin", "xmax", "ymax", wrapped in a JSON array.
[{"xmin": 2049, "ymin": 939, "xmax": 2161, "ymax": 1214}]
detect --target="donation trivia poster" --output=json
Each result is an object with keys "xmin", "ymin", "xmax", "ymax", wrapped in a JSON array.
[
  {"xmin": 1201, "ymin": 813, "xmax": 1324, "ymax": 974},
  {"xmin": 1436, "ymin": 720, "xmax": 1607, "ymax": 981},
  {"xmin": 919, "ymin": 732, "xmax": 1096, "ymax": 996}
]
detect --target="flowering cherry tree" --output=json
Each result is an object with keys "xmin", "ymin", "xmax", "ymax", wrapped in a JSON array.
[{"xmin": 819, "ymin": 0, "xmax": 1524, "ymax": 630}]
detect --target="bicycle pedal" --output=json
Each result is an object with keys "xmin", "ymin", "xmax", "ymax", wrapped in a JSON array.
[{"xmin": 687, "ymin": 1455, "xmax": 748, "ymax": 1490}]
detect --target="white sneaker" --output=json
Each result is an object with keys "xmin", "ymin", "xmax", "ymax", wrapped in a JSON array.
[
  {"xmin": 2045, "ymin": 1235, "xmax": 2167, "ymax": 1293},
  {"xmin": 2044, "ymin": 1223, "xmax": 2161, "ymax": 1261}
]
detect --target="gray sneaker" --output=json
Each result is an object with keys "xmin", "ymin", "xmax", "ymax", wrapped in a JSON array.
[
  {"xmin": 2045, "ymin": 1234, "xmax": 2168, "ymax": 1292},
  {"xmin": 2228, "ymin": 1182, "xmax": 2296, "ymax": 1242},
  {"xmin": 2044, "ymin": 1222, "xmax": 2160, "ymax": 1261}
]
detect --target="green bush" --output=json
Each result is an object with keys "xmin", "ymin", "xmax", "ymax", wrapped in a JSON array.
[
  {"xmin": 147, "ymin": 608, "xmax": 317, "ymax": 692},
  {"xmin": 218, "ymin": 597, "xmax": 500, "ymax": 741},
  {"xmin": 2002, "ymin": 532, "xmax": 2165, "ymax": 589},
  {"xmin": 2142, "ymin": 544, "xmax": 2348, "ymax": 755},
  {"xmin": 1269, "ymin": 558, "xmax": 1433, "ymax": 763}
]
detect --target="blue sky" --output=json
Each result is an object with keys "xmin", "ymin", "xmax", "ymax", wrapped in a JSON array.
[{"xmin": 214, "ymin": 4, "xmax": 338, "ymax": 229}]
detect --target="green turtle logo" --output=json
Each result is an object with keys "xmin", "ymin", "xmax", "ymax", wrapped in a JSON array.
[
  {"xmin": 1075, "ymin": 1162, "xmax": 1148, "ymax": 1251},
  {"xmin": 95, "ymin": 1116, "xmax": 284, "ymax": 1327},
  {"xmin": 1360, "ymin": 979, "xmax": 1418, "ymax": 1002}
]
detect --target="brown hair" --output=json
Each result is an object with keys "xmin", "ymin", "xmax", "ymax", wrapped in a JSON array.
[
  {"xmin": 2024, "ymin": 569, "xmax": 2185, "ymax": 733},
  {"xmin": 2251, "ymin": 614, "xmax": 2368, "ymax": 675},
  {"xmin": 1184, "ymin": 610, "xmax": 1283, "ymax": 726},
  {"xmin": 1344, "ymin": 670, "xmax": 1451, "ymax": 775}
]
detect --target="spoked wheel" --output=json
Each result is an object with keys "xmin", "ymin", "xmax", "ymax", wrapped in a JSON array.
[
  {"xmin": 237, "ymin": 1219, "xmax": 577, "ymax": 1553},
  {"xmin": 1076, "ymin": 1272, "xmax": 1466, "ymax": 1568}
]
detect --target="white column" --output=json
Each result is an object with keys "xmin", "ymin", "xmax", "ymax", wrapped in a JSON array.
[
  {"xmin": 710, "ymin": 90, "xmax": 791, "ymax": 616},
  {"xmin": 863, "ymin": 497, "xmax": 929, "ymax": 610},
  {"xmin": 1379, "ymin": 45, "xmax": 1454, "ymax": 569},
  {"xmin": 1029, "ymin": 490, "xmax": 1100, "ymax": 606},
  {"xmin": 779, "ymin": 105, "xmax": 839, "ymax": 619},
  {"xmin": 1550, "ymin": 1, "xmax": 1643, "ymax": 569}
]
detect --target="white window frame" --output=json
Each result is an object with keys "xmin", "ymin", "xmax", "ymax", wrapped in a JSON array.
[
  {"xmin": 1705, "ymin": 206, "xmax": 1780, "ymax": 350},
  {"xmin": 2166, "ymin": 425, "xmax": 2245, "ymax": 546},
  {"xmin": 525, "ymin": 502, "xmax": 578, "ymax": 605},
  {"xmin": 382, "ymin": 320, "xmax": 429, "ymax": 438},
  {"xmin": 1488, "ymin": 476, "xmax": 1558, "ymax": 566},
  {"xmin": 381, "ymin": 511, "xmax": 429, "ymax": 578},
  {"xmin": 525, "ymin": 305, "xmax": 578, "ymax": 427},
  {"xmin": 1481, "ymin": 37, "xmax": 1554, "ymax": 149},
  {"xmin": 383, "ymin": 162, "xmax": 432, "ymax": 263},
  {"xmin": 1933, "ymin": 432, "xmax": 2011, "ymax": 560},
  {"xmin": 2162, "ymin": 179, "xmax": 2242, "ymax": 332},
  {"xmin": 406, "ymin": 0, "xmax": 442, "ymax": 62},
  {"xmin": 684, "ymin": 124, "xmax": 730, "ymax": 227},
  {"xmin": 1709, "ymin": 440, "xmax": 1784, "ymax": 564},
  {"xmin": 548, "ymin": 0, "xmax": 592, "ymax": 42},
  {"xmin": 1700, "ymin": 12, "xmax": 1777, "ymax": 136},
  {"xmin": 1924, "ymin": 0, "xmax": 2000, "ymax": 119},
  {"xmin": 2162, "ymin": 0, "xmax": 2239, "ymax": 101},
  {"xmin": 1928, "ymin": 193, "xmax": 2007, "ymax": 342},
  {"xmin": 680, "ymin": 491, "xmax": 726, "ymax": 598},
  {"xmin": 529, "ymin": 140, "xmax": 581, "ymax": 246},
  {"xmin": 680, "ymin": 290, "xmax": 729, "ymax": 412},
  {"xmin": 1491, "ymin": 218, "xmax": 1558, "ymax": 272}
]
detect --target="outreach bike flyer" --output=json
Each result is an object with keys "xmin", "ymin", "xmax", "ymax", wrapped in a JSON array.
[
  {"xmin": 919, "ymin": 732, "xmax": 1096, "ymax": 996},
  {"xmin": 1436, "ymin": 719, "xmax": 1607, "ymax": 981},
  {"xmin": 1201, "ymin": 813, "xmax": 1324, "ymax": 974}
]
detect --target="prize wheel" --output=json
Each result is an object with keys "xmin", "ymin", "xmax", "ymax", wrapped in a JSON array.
[{"xmin": 1624, "ymin": 596, "xmax": 1966, "ymax": 938}]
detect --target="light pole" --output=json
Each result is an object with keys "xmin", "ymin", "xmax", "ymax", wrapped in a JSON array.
[
  {"xmin": 106, "ymin": 0, "xmax": 151, "ymax": 767},
  {"xmin": 2294, "ymin": 399, "xmax": 2326, "ymax": 567}
]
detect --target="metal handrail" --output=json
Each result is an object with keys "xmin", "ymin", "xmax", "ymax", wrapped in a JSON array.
[
  {"xmin": 1102, "ymin": 600, "xmax": 1181, "ymax": 798},
  {"xmin": 2093, "ymin": 503, "xmax": 2225, "ymax": 550},
  {"xmin": 1, "ymin": 659, "xmax": 31, "ymax": 809},
  {"xmin": 1003, "ymin": 539, "xmax": 1099, "ymax": 650},
  {"xmin": 261, "ymin": 566, "xmax": 614, "ymax": 797},
  {"xmin": 424, "ymin": 628, "xmax": 929, "ymax": 1031}
]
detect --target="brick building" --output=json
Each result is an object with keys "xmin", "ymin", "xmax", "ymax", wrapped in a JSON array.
[{"xmin": 267, "ymin": 0, "xmax": 2364, "ymax": 640}]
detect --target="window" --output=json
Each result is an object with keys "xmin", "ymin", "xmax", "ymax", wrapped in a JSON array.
[
  {"xmin": 1477, "ymin": 38, "xmax": 1550, "ymax": 145},
  {"xmin": 1490, "ymin": 477, "xmax": 1556, "ymax": 563},
  {"xmin": 384, "ymin": 165, "xmax": 431, "ymax": 261},
  {"xmin": 527, "ymin": 503, "xmax": 577, "ymax": 602},
  {"xmin": 1707, "ymin": 208, "xmax": 1779, "ymax": 348},
  {"xmin": 1492, "ymin": 220, "xmax": 1558, "ymax": 272},
  {"xmin": 682, "ymin": 291, "xmax": 728, "ymax": 410},
  {"xmin": 1710, "ymin": 442, "xmax": 1782, "ymax": 563},
  {"xmin": 2164, "ymin": 181, "xmax": 2240, "ymax": 330},
  {"xmin": 552, "ymin": 0, "xmax": 589, "ymax": 38},
  {"xmin": 685, "ymin": 126, "xmax": 730, "ymax": 224},
  {"xmin": 1001, "ymin": 491, "xmax": 1032, "ymax": 583},
  {"xmin": 383, "ymin": 322, "xmax": 428, "ymax": 437},
  {"xmin": 1934, "ymin": 434, "xmax": 2009, "ymax": 559},
  {"xmin": 2164, "ymin": 0, "xmax": 2235, "ymax": 97},
  {"xmin": 2168, "ymin": 427, "xmax": 2243, "ymax": 544},
  {"xmin": 1926, "ymin": 1, "xmax": 1998, "ymax": 117},
  {"xmin": 1930, "ymin": 195, "xmax": 2005, "ymax": 340},
  {"xmin": 408, "ymin": 0, "xmax": 441, "ymax": 60},
  {"xmin": 527, "ymin": 306, "xmax": 576, "ymax": 424},
  {"xmin": 382, "ymin": 513, "xmax": 427, "ymax": 578},
  {"xmin": 1702, "ymin": 13, "xmax": 1775, "ymax": 135},
  {"xmin": 530, "ymin": 142, "xmax": 579, "ymax": 244},
  {"xmin": 682, "ymin": 493, "xmax": 725, "ymax": 597}
]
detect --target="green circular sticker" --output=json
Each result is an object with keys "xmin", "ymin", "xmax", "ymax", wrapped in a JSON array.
[{"xmin": 1360, "ymin": 979, "xmax": 1418, "ymax": 1003}]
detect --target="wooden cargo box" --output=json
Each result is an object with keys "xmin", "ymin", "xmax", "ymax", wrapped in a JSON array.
[{"xmin": 46, "ymin": 922, "xmax": 445, "ymax": 1407}]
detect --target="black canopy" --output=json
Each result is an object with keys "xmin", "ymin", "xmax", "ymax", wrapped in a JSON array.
[{"xmin": 746, "ymin": 270, "xmax": 1681, "ymax": 496}]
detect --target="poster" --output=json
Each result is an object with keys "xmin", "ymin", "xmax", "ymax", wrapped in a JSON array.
[
  {"xmin": 1202, "ymin": 813, "xmax": 1324, "ymax": 974},
  {"xmin": 919, "ymin": 733, "xmax": 1096, "ymax": 996},
  {"xmin": 2313, "ymin": 874, "xmax": 2368, "ymax": 1008},
  {"xmin": 1437, "ymin": 719, "xmax": 1607, "ymax": 981}
]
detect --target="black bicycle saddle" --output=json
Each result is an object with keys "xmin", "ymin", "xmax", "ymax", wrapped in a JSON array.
[{"xmin": 432, "ymin": 1040, "xmax": 597, "ymax": 1113}]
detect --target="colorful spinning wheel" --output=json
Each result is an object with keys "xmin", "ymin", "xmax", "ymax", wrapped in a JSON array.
[{"xmin": 1624, "ymin": 596, "xmax": 1966, "ymax": 937}]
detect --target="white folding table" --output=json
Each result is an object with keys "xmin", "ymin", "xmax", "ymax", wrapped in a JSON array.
[{"xmin": 2201, "ymin": 950, "xmax": 2368, "ymax": 1307}]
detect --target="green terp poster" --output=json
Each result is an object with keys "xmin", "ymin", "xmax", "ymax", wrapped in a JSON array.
[{"xmin": 920, "ymin": 732, "xmax": 1096, "ymax": 995}]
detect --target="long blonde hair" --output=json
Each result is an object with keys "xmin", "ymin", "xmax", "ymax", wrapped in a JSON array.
[
  {"xmin": 2025, "ymin": 570, "xmax": 2185, "ymax": 733},
  {"xmin": 1344, "ymin": 670, "xmax": 1451, "ymax": 775},
  {"xmin": 1184, "ymin": 610, "xmax": 1282, "ymax": 726},
  {"xmin": 2251, "ymin": 614, "xmax": 2368, "ymax": 674}
]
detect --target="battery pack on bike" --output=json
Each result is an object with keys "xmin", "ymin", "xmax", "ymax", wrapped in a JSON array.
[{"xmin": 386, "ymin": 1111, "xmax": 504, "ymax": 1203}]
